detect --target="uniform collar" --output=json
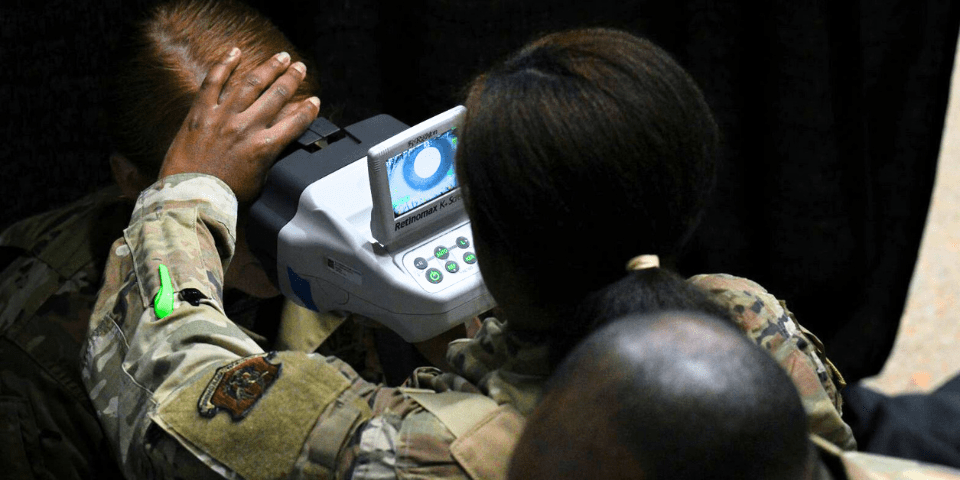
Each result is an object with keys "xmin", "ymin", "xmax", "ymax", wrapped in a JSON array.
[{"xmin": 445, "ymin": 317, "xmax": 552, "ymax": 415}]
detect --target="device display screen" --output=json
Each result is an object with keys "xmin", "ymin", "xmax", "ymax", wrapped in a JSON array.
[{"xmin": 386, "ymin": 128, "xmax": 459, "ymax": 217}]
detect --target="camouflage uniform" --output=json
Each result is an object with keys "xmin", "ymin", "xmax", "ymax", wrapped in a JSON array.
[
  {"xmin": 689, "ymin": 274, "xmax": 858, "ymax": 450},
  {"xmin": 0, "ymin": 183, "xmax": 377, "ymax": 480},
  {"xmin": 82, "ymin": 173, "xmax": 866, "ymax": 479},
  {"xmin": 0, "ymin": 186, "xmax": 129, "ymax": 479}
]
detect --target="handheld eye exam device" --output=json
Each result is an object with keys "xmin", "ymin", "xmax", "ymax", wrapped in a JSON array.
[{"xmin": 248, "ymin": 106, "xmax": 494, "ymax": 342}]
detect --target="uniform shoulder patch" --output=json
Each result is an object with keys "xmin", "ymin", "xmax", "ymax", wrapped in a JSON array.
[{"xmin": 198, "ymin": 352, "xmax": 281, "ymax": 421}]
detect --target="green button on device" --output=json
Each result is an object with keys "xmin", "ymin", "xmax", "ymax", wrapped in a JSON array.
[
  {"xmin": 154, "ymin": 264, "xmax": 175, "ymax": 319},
  {"xmin": 426, "ymin": 268, "xmax": 443, "ymax": 284}
]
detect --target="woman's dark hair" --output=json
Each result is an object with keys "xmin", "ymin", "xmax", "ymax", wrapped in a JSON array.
[
  {"xmin": 107, "ymin": 0, "xmax": 320, "ymax": 179},
  {"xmin": 456, "ymin": 28, "xmax": 720, "ymax": 331}
]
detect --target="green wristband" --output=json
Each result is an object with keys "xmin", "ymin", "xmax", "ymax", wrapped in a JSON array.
[{"xmin": 154, "ymin": 264, "xmax": 175, "ymax": 319}]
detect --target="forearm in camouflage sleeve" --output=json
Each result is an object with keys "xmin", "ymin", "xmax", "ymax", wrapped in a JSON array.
[
  {"xmin": 80, "ymin": 174, "xmax": 457, "ymax": 480},
  {"xmin": 688, "ymin": 273, "xmax": 858, "ymax": 451},
  {"xmin": 81, "ymin": 174, "xmax": 266, "ymax": 477}
]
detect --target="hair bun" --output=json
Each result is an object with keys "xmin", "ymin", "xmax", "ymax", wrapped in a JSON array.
[{"xmin": 626, "ymin": 254, "xmax": 660, "ymax": 271}]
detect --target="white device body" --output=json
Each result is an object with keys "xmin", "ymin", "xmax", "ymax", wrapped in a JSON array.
[{"xmin": 273, "ymin": 107, "xmax": 494, "ymax": 342}]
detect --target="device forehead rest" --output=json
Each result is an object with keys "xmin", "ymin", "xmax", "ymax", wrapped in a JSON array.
[{"xmin": 248, "ymin": 114, "xmax": 409, "ymax": 286}]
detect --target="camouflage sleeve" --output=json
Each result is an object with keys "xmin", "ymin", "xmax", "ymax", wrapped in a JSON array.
[
  {"xmin": 688, "ymin": 273, "xmax": 858, "ymax": 451},
  {"xmin": 81, "ymin": 174, "xmax": 472, "ymax": 480},
  {"xmin": 81, "ymin": 174, "xmax": 265, "ymax": 478}
]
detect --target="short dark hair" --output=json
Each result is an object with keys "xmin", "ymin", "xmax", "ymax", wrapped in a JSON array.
[
  {"xmin": 510, "ymin": 311, "xmax": 811, "ymax": 480},
  {"xmin": 550, "ymin": 266, "xmax": 735, "ymax": 365},
  {"xmin": 456, "ymin": 28, "xmax": 719, "ymax": 312},
  {"xmin": 107, "ymin": 0, "xmax": 320, "ymax": 179}
]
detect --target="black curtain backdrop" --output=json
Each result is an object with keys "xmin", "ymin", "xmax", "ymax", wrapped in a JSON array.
[{"xmin": 3, "ymin": 0, "xmax": 958, "ymax": 382}]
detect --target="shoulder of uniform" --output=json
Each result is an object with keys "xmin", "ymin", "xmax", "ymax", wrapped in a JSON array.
[
  {"xmin": 153, "ymin": 351, "xmax": 358, "ymax": 480},
  {"xmin": 1, "ymin": 186, "xmax": 128, "ymax": 278},
  {"xmin": 451, "ymin": 402, "xmax": 525, "ymax": 480},
  {"xmin": 1, "ymin": 186, "xmax": 124, "ymax": 250},
  {"xmin": 688, "ymin": 273, "xmax": 793, "ymax": 334},
  {"xmin": 403, "ymin": 390, "xmax": 525, "ymax": 480},
  {"xmin": 687, "ymin": 273, "xmax": 769, "ymax": 296}
]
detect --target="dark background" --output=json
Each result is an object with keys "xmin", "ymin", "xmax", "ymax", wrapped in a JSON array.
[{"xmin": 3, "ymin": 0, "xmax": 958, "ymax": 382}]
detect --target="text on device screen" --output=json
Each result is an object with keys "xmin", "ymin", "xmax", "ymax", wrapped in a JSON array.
[{"xmin": 387, "ymin": 128, "xmax": 459, "ymax": 217}]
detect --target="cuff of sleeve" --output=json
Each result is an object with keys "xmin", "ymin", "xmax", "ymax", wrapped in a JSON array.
[
  {"xmin": 126, "ymin": 173, "xmax": 240, "ymax": 315},
  {"xmin": 133, "ymin": 173, "xmax": 239, "ymax": 231}
]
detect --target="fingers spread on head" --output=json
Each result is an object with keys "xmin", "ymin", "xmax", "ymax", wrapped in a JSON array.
[
  {"xmin": 200, "ymin": 47, "xmax": 240, "ymax": 108},
  {"xmin": 248, "ymin": 61, "xmax": 306, "ymax": 124},
  {"xmin": 222, "ymin": 51, "xmax": 292, "ymax": 113},
  {"xmin": 260, "ymin": 96, "xmax": 320, "ymax": 157}
]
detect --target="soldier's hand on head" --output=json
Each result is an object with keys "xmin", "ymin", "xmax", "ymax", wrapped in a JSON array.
[{"xmin": 159, "ymin": 48, "xmax": 320, "ymax": 203}]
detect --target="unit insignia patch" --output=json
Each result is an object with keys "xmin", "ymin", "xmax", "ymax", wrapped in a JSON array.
[{"xmin": 198, "ymin": 352, "xmax": 281, "ymax": 421}]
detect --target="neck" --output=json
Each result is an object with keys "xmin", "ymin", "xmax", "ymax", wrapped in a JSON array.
[{"xmin": 496, "ymin": 301, "xmax": 558, "ymax": 333}]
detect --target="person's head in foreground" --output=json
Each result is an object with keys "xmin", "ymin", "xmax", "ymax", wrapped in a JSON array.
[
  {"xmin": 509, "ymin": 311, "xmax": 812, "ymax": 480},
  {"xmin": 455, "ymin": 27, "xmax": 720, "ymax": 353}
]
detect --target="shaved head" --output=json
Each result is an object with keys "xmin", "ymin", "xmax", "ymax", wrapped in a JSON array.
[{"xmin": 510, "ymin": 311, "xmax": 811, "ymax": 480}]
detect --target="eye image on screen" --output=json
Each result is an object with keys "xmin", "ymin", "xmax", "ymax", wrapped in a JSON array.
[{"xmin": 387, "ymin": 129, "xmax": 459, "ymax": 217}]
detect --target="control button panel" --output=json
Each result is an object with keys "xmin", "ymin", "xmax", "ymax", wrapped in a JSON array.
[{"xmin": 401, "ymin": 223, "xmax": 479, "ymax": 293}]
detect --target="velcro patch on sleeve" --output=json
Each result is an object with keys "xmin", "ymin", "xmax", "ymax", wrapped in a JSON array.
[
  {"xmin": 155, "ymin": 351, "xmax": 352, "ymax": 480},
  {"xmin": 198, "ymin": 353, "xmax": 281, "ymax": 421}
]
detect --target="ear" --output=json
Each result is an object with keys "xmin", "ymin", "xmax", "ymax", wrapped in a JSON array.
[{"xmin": 110, "ymin": 153, "xmax": 151, "ymax": 200}]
